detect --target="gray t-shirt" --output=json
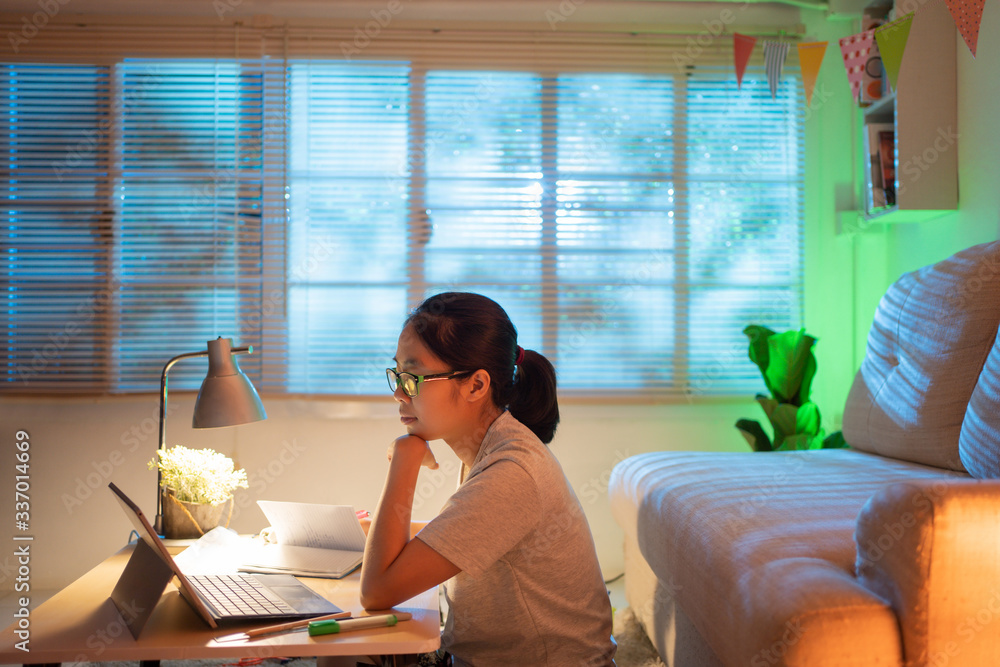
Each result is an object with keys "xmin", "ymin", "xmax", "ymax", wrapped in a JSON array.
[{"xmin": 417, "ymin": 411, "xmax": 616, "ymax": 666}]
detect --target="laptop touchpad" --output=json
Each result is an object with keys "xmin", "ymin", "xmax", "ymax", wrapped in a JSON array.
[{"xmin": 253, "ymin": 574, "xmax": 340, "ymax": 613}]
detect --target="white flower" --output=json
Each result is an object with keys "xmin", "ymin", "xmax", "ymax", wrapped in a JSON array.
[{"xmin": 149, "ymin": 445, "xmax": 249, "ymax": 505}]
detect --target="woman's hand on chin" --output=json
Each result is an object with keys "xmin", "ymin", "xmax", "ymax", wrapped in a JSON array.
[{"xmin": 387, "ymin": 433, "xmax": 439, "ymax": 470}]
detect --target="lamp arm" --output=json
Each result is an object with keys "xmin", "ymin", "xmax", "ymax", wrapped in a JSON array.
[
  {"xmin": 158, "ymin": 345, "xmax": 253, "ymax": 450},
  {"xmin": 154, "ymin": 344, "xmax": 253, "ymax": 533}
]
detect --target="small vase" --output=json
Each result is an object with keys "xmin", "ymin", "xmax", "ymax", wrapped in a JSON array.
[{"xmin": 161, "ymin": 488, "xmax": 233, "ymax": 540}]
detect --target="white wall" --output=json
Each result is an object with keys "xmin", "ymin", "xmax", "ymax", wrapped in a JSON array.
[{"xmin": 0, "ymin": 395, "xmax": 752, "ymax": 593}]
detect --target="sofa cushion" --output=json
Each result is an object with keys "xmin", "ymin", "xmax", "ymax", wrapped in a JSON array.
[
  {"xmin": 960, "ymin": 328, "xmax": 1000, "ymax": 477},
  {"xmin": 843, "ymin": 241, "xmax": 1000, "ymax": 471},
  {"xmin": 609, "ymin": 449, "xmax": 967, "ymax": 667}
]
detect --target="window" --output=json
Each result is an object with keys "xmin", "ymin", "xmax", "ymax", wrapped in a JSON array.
[{"xmin": 2, "ymin": 24, "xmax": 803, "ymax": 398}]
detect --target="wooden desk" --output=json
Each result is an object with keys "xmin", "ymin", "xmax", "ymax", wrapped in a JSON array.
[{"xmin": 0, "ymin": 545, "xmax": 440, "ymax": 666}]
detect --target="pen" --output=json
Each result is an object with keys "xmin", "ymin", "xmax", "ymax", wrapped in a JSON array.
[
  {"xmin": 215, "ymin": 610, "xmax": 352, "ymax": 643},
  {"xmin": 308, "ymin": 611, "xmax": 413, "ymax": 636}
]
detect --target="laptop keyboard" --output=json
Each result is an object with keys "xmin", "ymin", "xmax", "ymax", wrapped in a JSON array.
[{"xmin": 188, "ymin": 574, "xmax": 296, "ymax": 618}]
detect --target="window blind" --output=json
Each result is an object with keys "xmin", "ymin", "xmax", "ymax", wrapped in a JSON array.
[
  {"xmin": 2, "ymin": 20, "xmax": 803, "ymax": 398},
  {"xmin": 1, "ymin": 63, "xmax": 112, "ymax": 390}
]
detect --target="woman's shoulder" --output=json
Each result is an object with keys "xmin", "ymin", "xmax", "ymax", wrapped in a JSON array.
[{"xmin": 473, "ymin": 412, "xmax": 561, "ymax": 478}]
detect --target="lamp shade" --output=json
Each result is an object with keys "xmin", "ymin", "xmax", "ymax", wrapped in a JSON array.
[{"xmin": 191, "ymin": 337, "xmax": 267, "ymax": 428}]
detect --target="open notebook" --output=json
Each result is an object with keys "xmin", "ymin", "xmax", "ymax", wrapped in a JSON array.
[{"xmin": 239, "ymin": 500, "xmax": 368, "ymax": 579}]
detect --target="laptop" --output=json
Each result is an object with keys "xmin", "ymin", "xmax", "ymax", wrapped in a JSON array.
[{"xmin": 107, "ymin": 482, "xmax": 342, "ymax": 639}]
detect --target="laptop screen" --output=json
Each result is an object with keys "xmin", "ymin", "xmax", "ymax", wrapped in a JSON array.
[{"xmin": 108, "ymin": 482, "xmax": 221, "ymax": 631}]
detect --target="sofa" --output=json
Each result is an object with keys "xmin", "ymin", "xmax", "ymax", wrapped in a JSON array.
[{"xmin": 609, "ymin": 240, "xmax": 1000, "ymax": 667}]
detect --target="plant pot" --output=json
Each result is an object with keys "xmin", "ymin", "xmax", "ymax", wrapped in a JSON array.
[{"xmin": 161, "ymin": 488, "xmax": 233, "ymax": 539}]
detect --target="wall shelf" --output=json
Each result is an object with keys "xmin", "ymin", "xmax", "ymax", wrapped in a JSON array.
[{"xmin": 857, "ymin": 0, "xmax": 958, "ymax": 224}]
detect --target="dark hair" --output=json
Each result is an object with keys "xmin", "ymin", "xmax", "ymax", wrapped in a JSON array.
[{"xmin": 404, "ymin": 292, "xmax": 560, "ymax": 444}]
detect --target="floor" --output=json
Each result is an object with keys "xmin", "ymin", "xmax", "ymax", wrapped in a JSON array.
[{"xmin": 607, "ymin": 572, "xmax": 627, "ymax": 612}]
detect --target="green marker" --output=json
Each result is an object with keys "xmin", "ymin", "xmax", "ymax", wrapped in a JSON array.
[{"xmin": 309, "ymin": 612, "xmax": 412, "ymax": 637}]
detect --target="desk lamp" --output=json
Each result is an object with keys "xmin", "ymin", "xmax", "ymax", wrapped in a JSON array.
[{"xmin": 154, "ymin": 337, "xmax": 267, "ymax": 534}]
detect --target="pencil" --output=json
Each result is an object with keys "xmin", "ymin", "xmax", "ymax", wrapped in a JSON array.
[
  {"xmin": 246, "ymin": 610, "xmax": 352, "ymax": 638},
  {"xmin": 215, "ymin": 610, "xmax": 353, "ymax": 643}
]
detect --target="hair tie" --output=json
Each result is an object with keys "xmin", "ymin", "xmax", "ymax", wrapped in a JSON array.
[{"xmin": 515, "ymin": 345, "xmax": 525, "ymax": 366}]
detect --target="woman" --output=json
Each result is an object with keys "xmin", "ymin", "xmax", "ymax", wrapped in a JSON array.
[{"xmin": 361, "ymin": 292, "xmax": 616, "ymax": 666}]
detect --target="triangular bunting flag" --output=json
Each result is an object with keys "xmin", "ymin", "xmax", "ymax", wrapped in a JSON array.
[
  {"xmin": 875, "ymin": 13, "xmax": 914, "ymax": 92},
  {"xmin": 943, "ymin": 0, "xmax": 985, "ymax": 56},
  {"xmin": 734, "ymin": 33, "xmax": 757, "ymax": 89},
  {"xmin": 763, "ymin": 41, "xmax": 789, "ymax": 99},
  {"xmin": 839, "ymin": 30, "xmax": 875, "ymax": 102},
  {"xmin": 796, "ymin": 41, "xmax": 828, "ymax": 106}
]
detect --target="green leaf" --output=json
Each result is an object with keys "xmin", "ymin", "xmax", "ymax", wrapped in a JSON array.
[
  {"xmin": 744, "ymin": 325, "xmax": 777, "ymax": 394},
  {"xmin": 798, "ymin": 352, "xmax": 818, "ymax": 404},
  {"xmin": 768, "ymin": 403, "xmax": 799, "ymax": 450},
  {"xmin": 736, "ymin": 419, "xmax": 773, "ymax": 452},
  {"xmin": 822, "ymin": 430, "xmax": 848, "ymax": 449},
  {"xmin": 778, "ymin": 432, "xmax": 826, "ymax": 451},
  {"xmin": 777, "ymin": 433, "xmax": 810, "ymax": 451},
  {"xmin": 755, "ymin": 394, "xmax": 779, "ymax": 421},
  {"xmin": 764, "ymin": 329, "xmax": 817, "ymax": 404},
  {"xmin": 795, "ymin": 402, "xmax": 822, "ymax": 437}
]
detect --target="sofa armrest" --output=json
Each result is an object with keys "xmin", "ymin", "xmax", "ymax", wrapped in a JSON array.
[{"xmin": 855, "ymin": 479, "xmax": 1000, "ymax": 667}]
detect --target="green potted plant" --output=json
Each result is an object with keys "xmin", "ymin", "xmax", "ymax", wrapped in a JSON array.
[
  {"xmin": 736, "ymin": 325, "xmax": 846, "ymax": 452},
  {"xmin": 149, "ymin": 445, "xmax": 249, "ymax": 539}
]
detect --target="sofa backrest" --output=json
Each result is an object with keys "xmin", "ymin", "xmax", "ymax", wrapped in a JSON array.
[
  {"xmin": 961, "ymin": 312, "xmax": 1000, "ymax": 477},
  {"xmin": 842, "ymin": 240, "xmax": 1000, "ymax": 474}
]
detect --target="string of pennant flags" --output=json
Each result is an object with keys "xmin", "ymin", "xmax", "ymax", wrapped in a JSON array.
[{"xmin": 733, "ymin": 0, "xmax": 985, "ymax": 105}]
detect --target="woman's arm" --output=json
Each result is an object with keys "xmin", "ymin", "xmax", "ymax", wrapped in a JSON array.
[
  {"xmin": 359, "ymin": 435, "xmax": 461, "ymax": 610},
  {"xmin": 359, "ymin": 517, "xmax": 428, "ymax": 540}
]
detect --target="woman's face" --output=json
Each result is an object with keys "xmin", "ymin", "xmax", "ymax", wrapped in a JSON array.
[{"xmin": 391, "ymin": 325, "xmax": 468, "ymax": 443}]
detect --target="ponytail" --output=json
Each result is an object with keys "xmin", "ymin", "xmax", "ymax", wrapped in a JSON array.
[{"xmin": 508, "ymin": 349, "xmax": 560, "ymax": 444}]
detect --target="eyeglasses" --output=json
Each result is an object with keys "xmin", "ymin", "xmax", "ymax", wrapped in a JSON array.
[{"xmin": 385, "ymin": 368, "xmax": 472, "ymax": 398}]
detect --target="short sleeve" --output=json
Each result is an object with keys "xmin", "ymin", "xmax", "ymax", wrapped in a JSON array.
[{"xmin": 417, "ymin": 459, "xmax": 540, "ymax": 578}]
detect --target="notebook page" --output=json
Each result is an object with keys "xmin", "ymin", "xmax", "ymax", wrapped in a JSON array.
[
  {"xmin": 240, "ymin": 544, "xmax": 363, "ymax": 578},
  {"xmin": 257, "ymin": 500, "xmax": 367, "ymax": 552}
]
